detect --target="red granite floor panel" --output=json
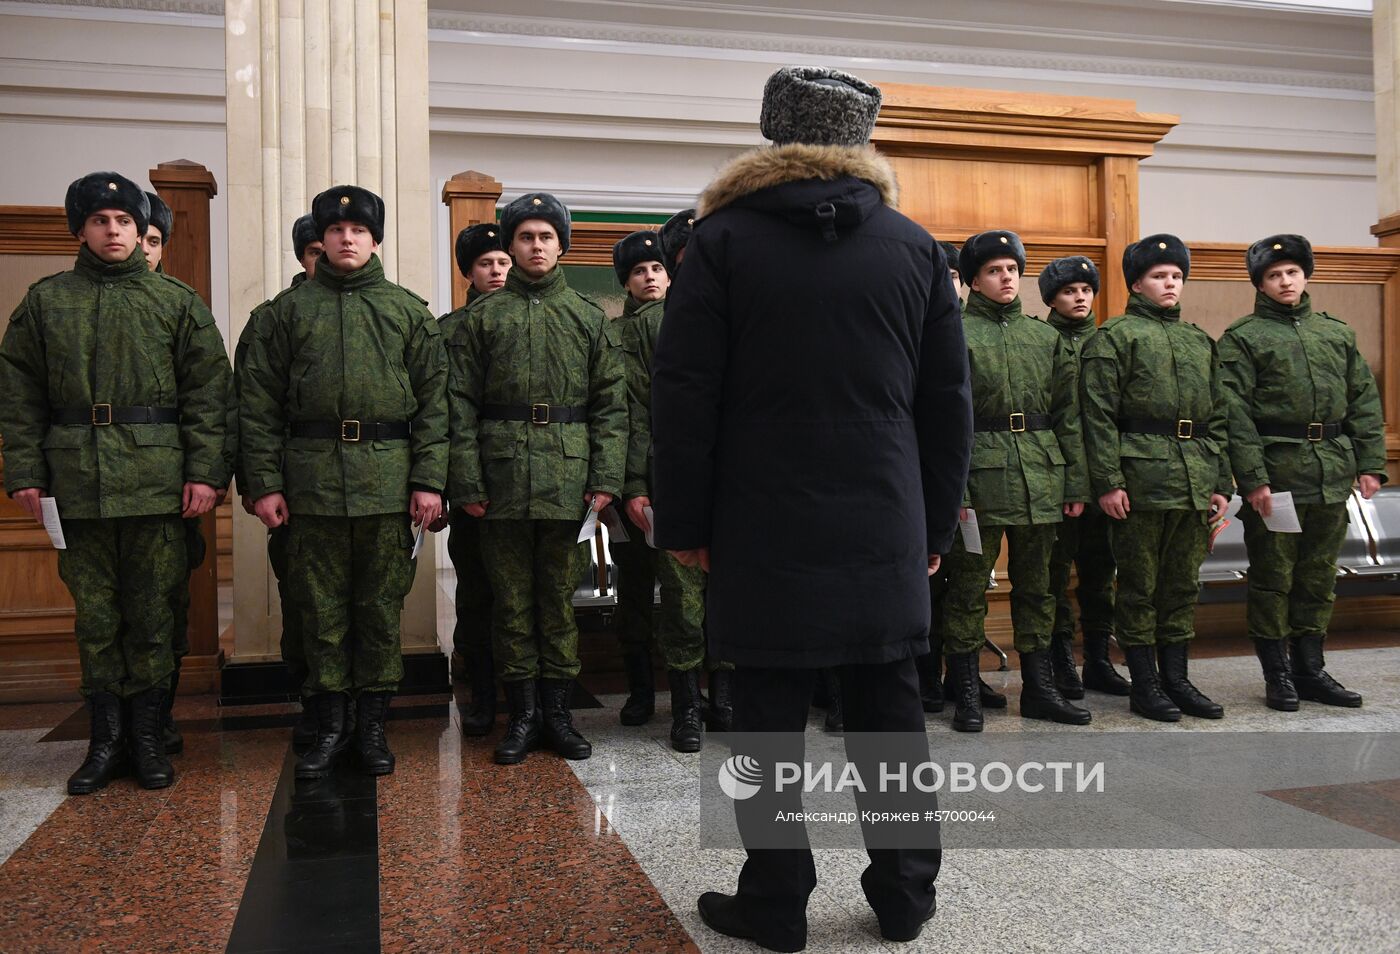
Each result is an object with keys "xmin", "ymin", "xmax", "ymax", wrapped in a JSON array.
[{"xmin": 1262, "ymin": 777, "xmax": 1400, "ymax": 842}]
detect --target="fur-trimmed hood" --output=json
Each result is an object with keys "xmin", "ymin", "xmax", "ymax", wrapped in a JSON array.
[{"xmin": 698, "ymin": 143, "xmax": 899, "ymax": 219}]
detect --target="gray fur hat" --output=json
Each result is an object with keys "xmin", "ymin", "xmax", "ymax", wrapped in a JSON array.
[
  {"xmin": 312, "ymin": 185, "xmax": 385, "ymax": 244},
  {"xmin": 65, "ymin": 172, "xmax": 149, "ymax": 236},
  {"xmin": 959, "ymin": 230, "xmax": 1026, "ymax": 284},
  {"xmin": 1246, "ymin": 234, "xmax": 1313, "ymax": 286},
  {"xmin": 1123, "ymin": 233, "xmax": 1190, "ymax": 287},
  {"xmin": 455, "ymin": 222, "xmax": 508, "ymax": 279},
  {"xmin": 291, "ymin": 214, "xmax": 318, "ymax": 260},
  {"xmin": 759, "ymin": 66, "xmax": 882, "ymax": 147},
  {"xmin": 144, "ymin": 191, "xmax": 173, "ymax": 244},
  {"xmin": 612, "ymin": 230, "xmax": 665, "ymax": 286},
  {"xmin": 1038, "ymin": 255, "xmax": 1099, "ymax": 305},
  {"xmin": 500, "ymin": 192, "xmax": 571, "ymax": 255},
  {"xmin": 659, "ymin": 208, "xmax": 696, "ymax": 276},
  {"xmin": 938, "ymin": 241, "xmax": 961, "ymax": 277}
]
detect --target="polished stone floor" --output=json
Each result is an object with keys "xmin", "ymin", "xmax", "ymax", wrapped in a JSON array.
[{"xmin": 1, "ymin": 641, "xmax": 1397, "ymax": 952}]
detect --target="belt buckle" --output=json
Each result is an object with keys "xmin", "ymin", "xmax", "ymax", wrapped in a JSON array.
[
  {"xmin": 91, "ymin": 403, "xmax": 112, "ymax": 426},
  {"xmin": 1009, "ymin": 412, "xmax": 1026, "ymax": 433},
  {"xmin": 341, "ymin": 419, "xmax": 361, "ymax": 442},
  {"xmin": 1176, "ymin": 419, "xmax": 1194, "ymax": 439},
  {"xmin": 531, "ymin": 403, "xmax": 551, "ymax": 425},
  {"xmin": 1306, "ymin": 422, "xmax": 1324, "ymax": 442}
]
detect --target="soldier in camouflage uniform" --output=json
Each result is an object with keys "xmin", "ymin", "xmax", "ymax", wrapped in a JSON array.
[
  {"xmin": 1219, "ymin": 234, "xmax": 1385, "ymax": 711},
  {"xmin": 438, "ymin": 222, "xmax": 509, "ymax": 735},
  {"xmin": 239, "ymin": 186, "xmax": 448, "ymax": 779},
  {"xmin": 447, "ymin": 192, "xmax": 627, "ymax": 765},
  {"xmin": 1081, "ymin": 234, "xmax": 1232, "ymax": 722},
  {"xmin": 0, "ymin": 172, "xmax": 229, "ymax": 794},
  {"xmin": 940, "ymin": 230, "xmax": 1091, "ymax": 732},
  {"xmin": 1040, "ymin": 256, "xmax": 1132, "ymax": 700}
]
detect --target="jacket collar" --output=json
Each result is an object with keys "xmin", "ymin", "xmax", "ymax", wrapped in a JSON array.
[
  {"xmin": 1126, "ymin": 292, "xmax": 1181, "ymax": 323},
  {"xmin": 1047, "ymin": 309, "xmax": 1096, "ymax": 333},
  {"xmin": 964, "ymin": 291, "xmax": 1024, "ymax": 323},
  {"xmin": 73, "ymin": 243, "xmax": 148, "ymax": 283},
  {"xmin": 314, "ymin": 253, "xmax": 385, "ymax": 291},
  {"xmin": 1254, "ymin": 290, "xmax": 1312, "ymax": 322},
  {"xmin": 505, "ymin": 264, "xmax": 568, "ymax": 299},
  {"xmin": 698, "ymin": 143, "xmax": 899, "ymax": 218}
]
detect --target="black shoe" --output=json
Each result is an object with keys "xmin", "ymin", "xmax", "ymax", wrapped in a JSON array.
[
  {"xmin": 619, "ymin": 650, "xmax": 656, "ymax": 726},
  {"xmin": 162, "ymin": 663, "xmax": 184, "ymax": 755},
  {"xmin": 1290, "ymin": 634, "xmax": 1363, "ymax": 707},
  {"xmin": 697, "ymin": 892, "xmax": 805, "ymax": 953},
  {"xmin": 67, "ymin": 692, "xmax": 129, "ymax": 795},
  {"xmin": 539, "ymin": 678, "xmax": 592, "ymax": 760},
  {"xmin": 946, "ymin": 652, "xmax": 984, "ymax": 732},
  {"xmin": 1019, "ymin": 650, "xmax": 1092, "ymax": 725},
  {"xmin": 821, "ymin": 669, "xmax": 843, "ymax": 733},
  {"xmin": 292, "ymin": 702, "xmax": 318, "ymax": 752},
  {"xmin": 943, "ymin": 669, "xmax": 1006, "ymax": 710},
  {"xmin": 706, "ymin": 669, "xmax": 734, "ymax": 732},
  {"xmin": 1157, "ymin": 643, "xmax": 1223, "ymax": 719},
  {"xmin": 1252, "ymin": 638, "xmax": 1299, "ymax": 711},
  {"xmin": 914, "ymin": 651, "xmax": 944, "ymax": 713},
  {"xmin": 354, "ymin": 691, "xmax": 395, "ymax": 775},
  {"xmin": 1049, "ymin": 633, "xmax": 1085, "ymax": 700},
  {"xmin": 129, "ymin": 687, "xmax": 175, "ymax": 789},
  {"xmin": 1122, "ymin": 645, "xmax": 1182, "ymax": 722},
  {"xmin": 494, "ymin": 680, "xmax": 541, "ymax": 765},
  {"xmin": 667, "ymin": 669, "xmax": 705, "ymax": 753},
  {"xmin": 295, "ymin": 692, "xmax": 350, "ymax": 779},
  {"xmin": 1082, "ymin": 631, "xmax": 1131, "ymax": 695},
  {"xmin": 460, "ymin": 649, "xmax": 497, "ymax": 736}
]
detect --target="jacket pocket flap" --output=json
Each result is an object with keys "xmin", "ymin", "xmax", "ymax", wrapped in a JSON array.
[
  {"xmin": 41, "ymin": 426, "xmax": 90, "ymax": 449},
  {"xmin": 561, "ymin": 426, "xmax": 590, "ymax": 459},
  {"xmin": 130, "ymin": 423, "xmax": 183, "ymax": 448},
  {"xmin": 969, "ymin": 444, "xmax": 1007, "ymax": 469},
  {"xmin": 1119, "ymin": 433, "xmax": 1170, "ymax": 460}
]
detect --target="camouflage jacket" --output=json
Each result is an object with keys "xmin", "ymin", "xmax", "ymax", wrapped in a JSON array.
[
  {"xmin": 1081, "ymin": 292, "xmax": 1232, "ymax": 510},
  {"xmin": 1045, "ymin": 308, "xmax": 1099, "ymax": 357},
  {"xmin": 960, "ymin": 292, "xmax": 1088, "ymax": 525},
  {"xmin": 0, "ymin": 245, "xmax": 231, "ymax": 518},
  {"xmin": 1217, "ymin": 291, "xmax": 1387, "ymax": 504},
  {"xmin": 620, "ymin": 294, "xmax": 665, "ymax": 499},
  {"xmin": 446, "ymin": 265, "xmax": 626, "ymax": 519},
  {"xmin": 237, "ymin": 254, "xmax": 448, "ymax": 517},
  {"xmin": 230, "ymin": 271, "xmax": 307, "ymax": 494}
]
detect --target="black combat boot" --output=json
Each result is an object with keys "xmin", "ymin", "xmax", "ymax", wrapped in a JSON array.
[
  {"xmin": 946, "ymin": 652, "xmax": 984, "ymax": 732},
  {"xmin": 943, "ymin": 664, "xmax": 1006, "ymax": 709},
  {"xmin": 1157, "ymin": 642, "xmax": 1223, "ymax": 719},
  {"xmin": 1049, "ymin": 633, "xmax": 1085, "ymax": 699},
  {"xmin": 667, "ymin": 669, "xmax": 705, "ymax": 753},
  {"xmin": 1082, "ymin": 631, "xmax": 1130, "ymax": 695},
  {"xmin": 494, "ymin": 680, "xmax": 541, "ymax": 765},
  {"xmin": 460, "ymin": 648, "xmax": 497, "ymax": 736},
  {"xmin": 162, "ymin": 663, "xmax": 184, "ymax": 755},
  {"xmin": 619, "ymin": 650, "xmax": 655, "ymax": 726},
  {"xmin": 1122, "ymin": 645, "xmax": 1181, "ymax": 722},
  {"xmin": 1290, "ymin": 634, "xmax": 1363, "ymax": 707},
  {"xmin": 706, "ymin": 669, "xmax": 734, "ymax": 732},
  {"xmin": 821, "ymin": 668, "xmax": 844, "ymax": 732},
  {"xmin": 292, "ymin": 700, "xmax": 318, "ymax": 752},
  {"xmin": 1252, "ymin": 638, "xmax": 1299, "ymax": 711},
  {"xmin": 539, "ymin": 678, "xmax": 592, "ymax": 760},
  {"xmin": 1019, "ymin": 650, "xmax": 1092, "ymax": 725},
  {"xmin": 129, "ymin": 687, "xmax": 175, "ymax": 789},
  {"xmin": 67, "ymin": 691, "xmax": 128, "ymax": 795},
  {"xmin": 355, "ymin": 691, "xmax": 395, "ymax": 775},
  {"xmin": 295, "ymin": 692, "xmax": 350, "ymax": 779},
  {"xmin": 914, "ymin": 651, "xmax": 944, "ymax": 713}
]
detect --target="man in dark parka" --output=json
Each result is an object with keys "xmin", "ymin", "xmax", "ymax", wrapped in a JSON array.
[{"xmin": 651, "ymin": 66, "xmax": 973, "ymax": 952}]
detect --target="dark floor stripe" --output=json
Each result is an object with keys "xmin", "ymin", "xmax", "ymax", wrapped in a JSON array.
[{"xmin": 224, "ymin": 748, "xmax": 381, "ymax": 954}]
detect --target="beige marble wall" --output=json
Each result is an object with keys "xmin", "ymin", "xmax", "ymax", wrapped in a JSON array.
[
  {"xmin": 1379, "ymin": 0, "xmax": 1399, "ymax": 220},
  {"xmin": 225, "ymin": 0, "xmax": 436, "ymax": 662}
]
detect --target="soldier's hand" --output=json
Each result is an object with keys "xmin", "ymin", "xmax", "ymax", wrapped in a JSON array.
[
  {"xmin": 215, "ymin": 487, "xmax": 229, "ymax": 506},
  {"xmin": 670, "ymin": 547, "xmax": 711, "ymax": 573},
  {"xmin": 927, "ymin": 554, "xmax": 941, "ymax": 576},
  {"xmin": 959, "ymin": 507, "xmax": 968, "ymax": 522},
  {"xmin": 254, "ymin": 493, "xmax": 289, "ymax": 528},
  {"xmin": 1099, "ymin": 489, "xmax": 1130, "ymax": 520},
  {"xmin": 1209, "ymin": 494, "xmax": 1230, "ymax": 519},
  {"xmin": 240, "ymin": 494, "xmax": 256, "ymax": 516},
  {"xmin": 465, "ymin": 500, "xmax": 489, "ymax": 518},
  {"xmin": 410, "ymin": 490, "xmax": 442, "ymax": 528},
  {"xmin": 1063, "ymin": 502, "xmax": 1085, "ymax": 518},
  {"xmin": 12, "ymin": 488, "xmax": 44, "ymax": 524},
  {"xmin": 588, "ymin": 492, "xmax": 614, "ymax": 512},
  {"xmin": 1245, "ymin": 484, "xmax": 1272, "ymax": 517},
  {"xmin": 1359, "ymin": 474, "xmax": 1382, "ymax": 500},
  {"xmin": 427, "ymin": 513, "xmax": 450, "ymax": 533},
  {"xmin": 626, "ymin": 496, "xmax": 652, "ymax": 533},
  {"xmin": 182, "ymin": 482, "xmax": 219, "ymax": 518}
]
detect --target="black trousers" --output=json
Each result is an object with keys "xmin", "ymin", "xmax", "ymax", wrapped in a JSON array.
[{"xmin": 730, "ymin": 656, "xmax": 941, "ymax": 944}]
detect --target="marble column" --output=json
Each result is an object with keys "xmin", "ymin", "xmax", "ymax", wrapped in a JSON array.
[
  {"xmin": 1375, "ymin": 0, "xmax": 1400, "ymax": 245},
  {"xmin": 225, "ymin": 0, "xmax": 437, "ymax": 666}
]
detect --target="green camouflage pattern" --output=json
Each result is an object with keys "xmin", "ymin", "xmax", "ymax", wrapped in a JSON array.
[
  {"xmin": 266, "ymin": 524, "xmax": 305, "ymax": 690},
  {"xmin": 479, "ymin": 519, "xmax": 587, "ymax": 681},
  {"xmin": 1081, "ymin": 292, "xmax": 1232, "ymax": 510},
  {"xmin": 229, "ymin": 272, "xmax": 307, "ymax": 495},
  {"xmin": 1217, "ymin": 292, "xmax": 1387, "ymax": 504},
  {"xmin": 1049, "ymin": 507, "xmax": 1115, "ymax": 639},
  {"xmin": 1239, "ymin": 499, "xmax": 1349, "ymax": 642},
  {"xmin": 447, "ymin": 508, "xmax": 493, "ymax": 657},
  {"xmin": 284, "ymin": 513, "xmax": 416, "ymax": 693},
  {"xmin": 621, "ymin": 295, "xmax": 665, "ymax": 498},
  {"xmin": 1109, "ymin": 508, "xmax": 1209, "ymax": 647},
  {"xmin": 959, "ymin": 292, "xmax": 1088, "ymax": 525},
  {"xmin": 0, "ymin": 245, "xmax": 231, "ymax": 517},
  {"xmin": 238, "ymin": 254, "xmax": 448, "ymax": 516},
  {"xmin": 168, "ymin": 517, "xmax": 205, "ymax": 664},
  {"xmin": 1044, "ymin": 308, "xmax": 1100, "ymax": 357},
  {"xmin": 445, "ymin": 266, "xmax": 627, "ymax": 517},
  {"xmin": 655, "ymin": 550, "xmax": 706, "ymax": 671},
  {"xmin": 941, "ymin": 521, "xmax": 1057, "ymax": 654},
  {"xmin": 57, "ymin": 515, "xmax": 187, "ymax": 698}
]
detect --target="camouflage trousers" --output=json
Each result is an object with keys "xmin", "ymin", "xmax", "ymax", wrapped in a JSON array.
[
  {"xmin": 943, "ymin": 522, "xmax": 1057, "ymax": 655},
  {"xmin": 480, "ymin": 519, "xmax": 586, "ymax": 682},
  {"xmin": 447, "ymin": 509, "xmax": 493, "ymax": 659},
  {"xmin": 1109, "ymin": 509, "xmax": 1208, "ymax": 648},
  {"xmin": 57, "ymin": 515, "xmax": 187, "ymax": 698},
  {"xmin": 1240, "ymin": 499, "xmax": 1349, "ymax": 642},
  {"xmin": 285, "ymin": 513, "xmax": 416, "ymax": 694},
  {"xmin": 169, "ymin": 517, "xmax": 205, "ymax": 665},
  {"xmin": 266, "ymin": 525, "xmax": 306, "ymax": 693},
  {"xmin": 1049, "ymin": 508, "xmax": 1115, "ymax": 640},
  {"xmin": 613, "ymin": 507, "xmax": 708, "ymax": 672}
]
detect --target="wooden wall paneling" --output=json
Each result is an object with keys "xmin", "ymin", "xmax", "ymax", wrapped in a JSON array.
[{"xmin": 441, "ymin": 170, "xmax": 504, "ymax": 310}]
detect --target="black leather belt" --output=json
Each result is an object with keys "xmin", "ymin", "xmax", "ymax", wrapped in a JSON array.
[
  {"xmin": 51, "ymin": 404, "xmax": 178, "ymax": 426},
  {"xmin": 289, "ymin": 420, "xmax": 410, "ymax": 442},
  {"xmin": 482, "ymin": 403, "xmax": 587, "ymax": 425},
  {"xmin": 974, "ymin": 412, "xmax": 1051, "ymax": 433},
  {"xmin": 1119, "ymin": 416, "xmax": 1202, "ymax": 439},
  {"xmin": 1255, "ymin": 420, "xmax": 1342, "ymax": 442}
]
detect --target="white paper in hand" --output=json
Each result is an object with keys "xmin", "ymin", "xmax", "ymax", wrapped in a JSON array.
[
  {"xmin": 410, "ymin": 525, "xmax": 425, "ymax": 560},
  {"xmin": 959, "ymin": 509, "xmax": 982, "ymax": 555},
  {"xmin": 1262, "ymin": 491, "xmax": 1303, "ymax": 533},
  {"xmin": 578, "ymin": 504, "xmax": 600, "ymax": 544},
  {"xmin": 598, "ymin": 505, "xmax": 630, "ymax": 544},
  {"xmin": 642, "ymin": 505, "xmax": 657, "ymax": 549},
  {"xmin": 40, "ymin": 497, "xmax": 66, "ymax": 550}
]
